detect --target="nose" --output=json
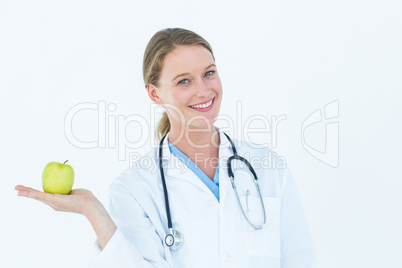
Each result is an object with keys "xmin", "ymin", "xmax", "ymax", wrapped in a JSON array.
[{"xmin": 195, "ymin": 79, "xmax": 211, "ymax": 98}]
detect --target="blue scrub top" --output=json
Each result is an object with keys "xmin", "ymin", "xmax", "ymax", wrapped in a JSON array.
[{"xmin": 167, "ymin": 141, "xmax": 220, "ymax": 201}]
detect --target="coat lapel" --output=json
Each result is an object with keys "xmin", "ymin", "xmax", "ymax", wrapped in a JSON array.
[{"xmin": 217, "ymin": 129, "xmax": 235, "ymax": 207}]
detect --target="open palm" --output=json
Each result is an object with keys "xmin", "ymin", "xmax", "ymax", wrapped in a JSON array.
[{"xmin": 15, "ymin": 185, "xmax": 96, "ymax": 216}]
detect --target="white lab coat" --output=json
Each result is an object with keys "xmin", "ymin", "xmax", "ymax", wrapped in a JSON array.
[{"xmin": 89, "ymin": 129, "xmax": 316, "ymax": 268}]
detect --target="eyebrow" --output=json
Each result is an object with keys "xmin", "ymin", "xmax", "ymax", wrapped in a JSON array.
[{"xmin": 171, "ymin": 64, "xmax": 216, "ymax": 82}]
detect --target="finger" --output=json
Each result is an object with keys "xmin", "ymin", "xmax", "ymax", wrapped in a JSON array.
[
  {"xmin": 17, "ymin": 190, "xmax": 31, "ymax": 197},
  {"xmin": 29, "ymin": 190, "xmax": 53, "ymax": 202},
  {"xmin": 17, "ymin": 187, "xmax": 52, "ymax": 202},
  {"xmin": 15, "ymin": 185, "xmax": 37, "ymax": 197},
  {"xmin": 21, "ymin": 190, "xmax": 63, "ymax": 210},
  {"xmin": 15, "ymin": 185, "xmax": 31, "ymax": 191},
  {"xmin": 15, "ymin": 185, "xmax": 78, "ymax": 212},
  {"xmin": 15, "ymin": 185, "xmax": 38, "ymax": 195},
  {"xmin": 15, "ymin": 185, "xmax": 42, "ymax": 193},
  {"xmin": 15, "ymin": 185, "xmax": 46, "ymax": 197}
]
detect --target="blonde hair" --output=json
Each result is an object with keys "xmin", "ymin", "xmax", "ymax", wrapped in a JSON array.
[{"xmin": 142, "ymin": 28, "xmax": 215, "ymax": 143}]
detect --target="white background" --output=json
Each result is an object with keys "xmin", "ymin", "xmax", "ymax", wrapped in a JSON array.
[{"xmin": 1, "ymin": 0, "xmax": 401, "ymax": 267}]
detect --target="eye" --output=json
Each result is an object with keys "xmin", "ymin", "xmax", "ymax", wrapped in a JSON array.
[
  {"xmin": 204, "ymin": 70, "xmax": 215, "ymax": 77},
  {"xmin": 178, "ymin": 79, "xmax": 189, "ymax": 85}
]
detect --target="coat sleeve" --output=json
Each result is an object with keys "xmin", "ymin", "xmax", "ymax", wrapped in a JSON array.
[
  {"xmin": 88, "ymin": 180, "xmax": 172, "ymax": 268},
  {"xmin": 279, "ymin": 167, "xmax": 317, "ymax": 268}
]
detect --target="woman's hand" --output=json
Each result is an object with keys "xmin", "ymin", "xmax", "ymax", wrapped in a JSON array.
[
  {"xmin": 15, "ymin": 185, "xmax": 96, "ymax": 217},
  {"xmin": 15, "ymin": 185, "xmax": 117, "ymax": 249}
]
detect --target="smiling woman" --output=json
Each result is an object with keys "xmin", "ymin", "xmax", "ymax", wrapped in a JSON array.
[
  {"xmin": 15, "ymin": 28, "xmax": 316, "ymax": 268},
  {"xmin": 143, "ymin": 28, "xmax": 222, "ymax": 145},
  {"xmin": 148, "ymin": 44, "xmax": 222, "ymax": 143}
]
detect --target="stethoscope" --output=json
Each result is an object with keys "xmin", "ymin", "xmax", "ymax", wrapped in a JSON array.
[{"xmin": 158, "ymin": 132, "xmax": 267, "ymax": 251}]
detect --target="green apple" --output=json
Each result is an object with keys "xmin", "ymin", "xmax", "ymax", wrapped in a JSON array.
[{"xmin": 42, "ymin": 160, "xmax": 75, "ymax": 195}]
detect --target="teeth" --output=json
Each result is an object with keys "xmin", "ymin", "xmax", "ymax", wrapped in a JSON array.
[{"xmin": 190, "ymin": 99, "xmax": 213, "ymax": 109}]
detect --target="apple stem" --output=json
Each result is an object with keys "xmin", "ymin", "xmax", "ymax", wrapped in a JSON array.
[{"xmin": 63, "ymin": 160, "xmax": 68, "ymax": 164}]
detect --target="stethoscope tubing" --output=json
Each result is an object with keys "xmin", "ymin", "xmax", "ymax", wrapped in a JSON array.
[
  {"xmin": 224, "ymin": 132, "xmax": 266, "ymax": 229},
  {"xmin": 158, "ymin": 132, "xmax": 267, "ymax": 250},
  {"xmin": 159, "ymin": 135, "xmax": 173, "ymax": 229}
]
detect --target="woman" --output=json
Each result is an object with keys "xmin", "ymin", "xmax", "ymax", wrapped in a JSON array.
[{"xmin": 15, "ymin": 28, "xmax": 316, "ymax": 267}]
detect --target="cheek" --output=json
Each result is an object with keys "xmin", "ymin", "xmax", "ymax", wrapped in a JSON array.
[
  {"xmin": 210, "ymin": 77, "xmax": 223, "ymax": 93},
  {"xmin": 174, "ymin": 90, "xmax": 194, "ymax": 106}
]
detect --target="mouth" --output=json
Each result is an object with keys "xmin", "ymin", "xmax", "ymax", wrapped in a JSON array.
[{"xmin": 188, "ymin": 97, "xmax": 215, "ymax": 111}]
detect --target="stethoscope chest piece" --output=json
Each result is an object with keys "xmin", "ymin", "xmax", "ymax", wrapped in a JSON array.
[{"xmin": 165, "ymin": 228, "xmax": 183, "ymax": 250}]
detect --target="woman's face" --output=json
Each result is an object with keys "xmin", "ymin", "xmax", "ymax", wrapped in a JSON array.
[{"xmin": 152, "ymin": 45, "xmax": 222, "ymax": 132}]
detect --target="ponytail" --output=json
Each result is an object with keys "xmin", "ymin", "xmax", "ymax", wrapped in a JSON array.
[{"xmin": 155, "ymin": 111, "xmax": 170, "ymax": 143}]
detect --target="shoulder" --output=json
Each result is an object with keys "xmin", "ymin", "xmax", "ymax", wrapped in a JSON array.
[{"xmin": 109, "ymin": 147, "xmax": 160, "ymax": 198}]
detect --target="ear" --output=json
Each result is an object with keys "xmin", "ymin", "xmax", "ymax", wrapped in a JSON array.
[{"xmin": 146, "ymin": 84, "xmax": 163, "ymax": 105}]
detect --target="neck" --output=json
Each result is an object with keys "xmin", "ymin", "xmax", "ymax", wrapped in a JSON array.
[{"xmin": 168, "ymin": 125, "xmax": 220, "ymax": 157}]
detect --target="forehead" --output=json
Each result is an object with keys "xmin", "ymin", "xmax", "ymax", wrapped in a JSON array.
[{"xmin": 161, "ymin": 45, "xmax": 215, "ymax": 77}]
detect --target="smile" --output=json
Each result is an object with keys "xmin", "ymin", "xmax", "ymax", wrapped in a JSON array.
[{"xmin": 189, "ymin": 97, "xmax": 215, "ymax": 109}]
